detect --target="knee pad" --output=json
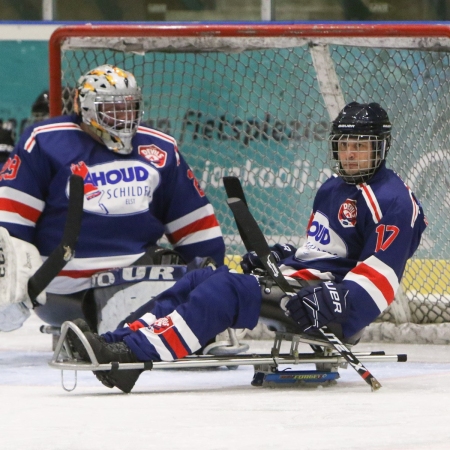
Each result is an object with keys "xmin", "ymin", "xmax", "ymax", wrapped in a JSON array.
[
  {"xmin": 259, "ymin": 275, "xmax": 307, "ymax": 306},
  {"xmin": 258, "ymin": 276, "xmax": 304, "ymax": 333}
]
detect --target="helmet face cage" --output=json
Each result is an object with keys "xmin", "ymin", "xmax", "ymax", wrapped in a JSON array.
[
  {"xmin": 327, "ymin": 102, "xmax": 392, "ymax": 184},
  {"xmin": 328, "ymin": 134, "xmax": 388, "ymax": 184},
  {"xmin": 95, "ymin": 94, "xmax": 141, "ymax": 137},
  {"xmin": 31, "ymin": 111, "xmax": 50, "ymax": 123},
  {"xmin": 77, "ymin": 65, "xmax": 143, "ymax": 155}
]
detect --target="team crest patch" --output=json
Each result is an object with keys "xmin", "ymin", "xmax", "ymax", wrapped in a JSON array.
[
  {"xmin": 139, "ymin": 144, "xmax": 167, "ymax": 168},
  {"xmin": 338, "ymin": 199, "xmax": 357, "ymax": 228},
  {"xmin": 148, "ymin": 316, "xmax": 174, "ymax": 334}
]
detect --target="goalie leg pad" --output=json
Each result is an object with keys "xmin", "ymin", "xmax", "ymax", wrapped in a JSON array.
[
  {"xmin": 0, "ymin": 227, "xmax": 46, "ymax": 308},
  {"xmin": 91, "ymin": 265, "xmax": 187, "ymax": 334}
]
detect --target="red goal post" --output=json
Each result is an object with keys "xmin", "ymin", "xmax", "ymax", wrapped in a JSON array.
[{"xmin": 49, "ymin": 23, "xmax": 450, "ymax": 343}]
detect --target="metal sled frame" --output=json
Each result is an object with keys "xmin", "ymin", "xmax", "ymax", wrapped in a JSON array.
[{"xmin": 49, "ymin": 321, "xmax": 407, "ymax": 391}]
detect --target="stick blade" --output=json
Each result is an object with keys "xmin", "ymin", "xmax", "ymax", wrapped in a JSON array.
[{"xmin": 223, "ymin": 176, "xmax": 248, "ymax": 206}]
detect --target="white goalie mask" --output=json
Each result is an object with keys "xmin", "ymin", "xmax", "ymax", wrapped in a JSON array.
[{"xmin": 76, "ymin": 65, "xmax": 143, "ymax": 154}]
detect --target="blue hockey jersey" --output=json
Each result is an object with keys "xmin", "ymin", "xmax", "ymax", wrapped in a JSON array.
[
  {"xmin": 0, "ymin": 115, "xmax": 225, "ymax": 295},
  {"xmin": 280, "ymin": 163, "xmax": 427, "ymax": 337}
]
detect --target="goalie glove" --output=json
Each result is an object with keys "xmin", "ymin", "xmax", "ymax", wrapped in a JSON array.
[
  {"xmin": 0, "ymin": 227, "xmax": 46, "ymax": 310},
  {"xmin": 240, "ymin": 243, "xmax": 297, "ymax": 274},
  {"xmin": 0, "ymin": 303, "xmax": 31, "ymax": 332},
  {"xmin": 281, "ymin": 281, "xmax": 349, "ymax": 333}
]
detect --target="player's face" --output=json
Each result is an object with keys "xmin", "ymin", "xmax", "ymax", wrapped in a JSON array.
[
  {"xmin": 97, "ymin": 98, "xmax": 139, "ymax": 130},
  {"xmin": 337, "ymin": 137, "xmax": 374, "ymax": 176}
]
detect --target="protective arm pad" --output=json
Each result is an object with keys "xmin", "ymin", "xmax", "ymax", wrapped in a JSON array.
[{"xmin": 0, "ymin": 227, "xmax": 46, "ymax": 309}]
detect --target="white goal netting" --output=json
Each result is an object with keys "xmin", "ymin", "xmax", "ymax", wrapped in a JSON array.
[{"xmin": 50, "ymin": 24, "xmax": 450, "ymax": 343}]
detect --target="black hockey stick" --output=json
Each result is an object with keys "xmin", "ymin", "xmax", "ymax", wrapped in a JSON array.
[
  {"xmin": 223, "ymin": 176, "xmax": 382, "ymax": 391},
  {"xmin": 223, "ymin": 176, "xmax": 248, "ymax": 207},
  {"xmin": 27, "ymin": 174, "xmax": 84, "ymax": 307},
  {"xmin": 223, "ymin": 176, "xmax": 252, "ymax": 252}
]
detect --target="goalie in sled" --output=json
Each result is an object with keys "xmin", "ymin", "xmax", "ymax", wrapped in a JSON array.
[{"xmin": 49, "ymin": 104, "xmax": 425, "ymax": 393}]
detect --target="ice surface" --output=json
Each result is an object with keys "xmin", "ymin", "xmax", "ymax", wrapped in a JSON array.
[{"xmin": 1, "ymin": 313, "xmax": 450, "ymax": 450}]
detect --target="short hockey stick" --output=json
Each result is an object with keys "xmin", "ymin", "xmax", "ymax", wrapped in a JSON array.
[
  {"xmin": 223, "ymin": 176, "xmax": 382, "ymax": 391},
  {"xmin": 27, "ymin": 174, "xmax": 84, "ymax": 307},
  {"xmin": 223, "ymin": 176, "xmax": 252, "ymax": 252}
]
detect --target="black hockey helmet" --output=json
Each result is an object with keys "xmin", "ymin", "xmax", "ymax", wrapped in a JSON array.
[
  {"xmin": 0, "ymin": 123, "xmax": 15, "ymax": 164},
  {"xmin": 31, "ymin": 90, "xmax": 50, "ymax": 122},
  {"xmin": 328, "ymin": 102, "xmax": 392, "ymax": 184}
]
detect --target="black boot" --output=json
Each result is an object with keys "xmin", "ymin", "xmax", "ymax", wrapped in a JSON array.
[
  {"xmin": 66, "ymin": 319, "xmax": 143, "ymax": 393},
  {"xmin": 66, "ymin": 319, "xmax": 115, "ymax": 389},
  {"xmin": 66, "ymin": 318, "xmax": 96, "ymax": 361},
  {"xmin": 83, "ymin": 332, "xmax": 143, "ymax": 393}
]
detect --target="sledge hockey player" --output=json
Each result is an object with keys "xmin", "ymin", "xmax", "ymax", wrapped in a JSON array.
[
  {"xmin": 0, "ymin": 122, "xmax": 15, "ymax": 166},
  {"xmin": 67, "ymin": 101, "xmax": 427, "ymax": 393},
  {"xmin": 0, "ymin": 64, "xmax": 225, "ymax": 332},
  {"xmin": 20, "ymin": 88, "xmax": 75, "ymax": 135},
  {"xmin": 28, "ymin": 90, "xmax": 50, "ymax": 124}
]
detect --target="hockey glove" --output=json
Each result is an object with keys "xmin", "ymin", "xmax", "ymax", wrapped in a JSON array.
[
  {"xmin": 281, "ymin": 281, "xmax": 349, "ymax": 333},
  {"xmin": 240, "ymin": 243, "xmax": 297, "ymax": 274}
]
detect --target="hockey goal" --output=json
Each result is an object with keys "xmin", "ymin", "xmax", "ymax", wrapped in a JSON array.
[{"xmin": 49, "ymin": 23, "xmax": 450, "ymax": 343}]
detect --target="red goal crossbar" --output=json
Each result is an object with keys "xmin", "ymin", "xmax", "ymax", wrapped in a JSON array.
[{"xmin": 48, "ymin": 23, "xmax": 450, "ymax": 116}]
